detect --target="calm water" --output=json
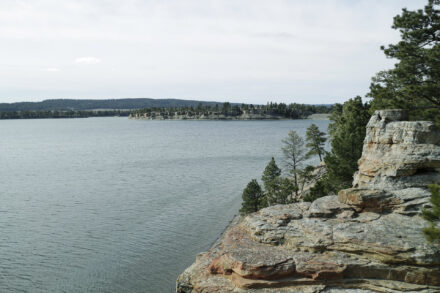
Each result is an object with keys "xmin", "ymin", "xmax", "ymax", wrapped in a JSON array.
[{"xmin": 0, "ymin": 117, "xmax": 329, "ymax": 293}]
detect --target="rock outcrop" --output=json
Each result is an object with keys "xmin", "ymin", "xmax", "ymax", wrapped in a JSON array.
[
  {"xmin": 177, "ymin": 110, "xmax": 440, "ymax": 293},
  {"xmin": 353, "ymin": 109, "xmax": 440, "ymax": 190}
]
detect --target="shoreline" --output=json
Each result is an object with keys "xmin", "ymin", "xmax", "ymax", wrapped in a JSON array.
[
  {"xmin": 208, "ymin": 215, "xmax": 241, "ymax": 249},
  {"xmin": 130, "ymin": 114, "xmax": 330, "ymax": 121}
]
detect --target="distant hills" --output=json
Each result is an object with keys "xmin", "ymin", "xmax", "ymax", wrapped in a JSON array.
[{"xmin": 0, "ymin": 98, "xmax": 229, "ymax": 112}]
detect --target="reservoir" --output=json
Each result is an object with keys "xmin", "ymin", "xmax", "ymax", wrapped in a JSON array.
[{"xmin": 0, "ymin": 117, "xmax": 329, "ymax": 293}]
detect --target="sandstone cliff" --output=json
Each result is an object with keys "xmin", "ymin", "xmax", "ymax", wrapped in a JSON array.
[{"xmin": 176, "ymin": 110, "xmax": 440, "ymax": 293}]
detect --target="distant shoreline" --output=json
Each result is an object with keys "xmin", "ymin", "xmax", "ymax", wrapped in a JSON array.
[
  {"xmin": 129, "ymin": 116, "xmax": 292, "ymax": 121},
  {"xmin": 0, "ymin": 113, "xmax": 331, "ymax": 121},
  {"xmin": 0, "ymin": 110, "xmax": 130, "ymax": 120},
  {"xmin": 129, "ymin": 113, "xmax": 331, "ymax": 121},
  {"xmin": 0, "ymin": 99, "xmax": 333, "ymax": 120}
]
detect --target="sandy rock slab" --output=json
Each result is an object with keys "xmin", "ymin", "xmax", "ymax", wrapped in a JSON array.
[{"xmin": 177, "ymin": 197, "xmax": 440, "ymax": 292}]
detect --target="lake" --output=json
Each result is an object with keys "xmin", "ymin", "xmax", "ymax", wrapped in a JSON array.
[{"xmin": 0, "ymin": 117, "xmax": 329, "ymax": 293}]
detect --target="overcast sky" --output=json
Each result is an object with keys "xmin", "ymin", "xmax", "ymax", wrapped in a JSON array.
[{"xmin": 0, "ymin": 0, "xmax": 426, "ymax": 104}]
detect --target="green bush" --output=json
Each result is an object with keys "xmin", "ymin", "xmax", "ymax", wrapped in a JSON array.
[{"xmin": 422, "ymin": 184, "xmax": 440, "ymax": 243}]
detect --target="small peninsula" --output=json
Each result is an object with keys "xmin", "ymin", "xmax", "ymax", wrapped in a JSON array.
[{"xmin": 130, "ymin": 102, "xmax": 332, "ymax": 120}]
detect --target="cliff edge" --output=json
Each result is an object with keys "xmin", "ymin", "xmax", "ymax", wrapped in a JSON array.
[{"xmin": 176, "ymin": 110, "xmax": 440, "ymax": 293}]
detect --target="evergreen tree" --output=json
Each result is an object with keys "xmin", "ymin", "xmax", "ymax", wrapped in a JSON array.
[
  {"xmin": 269, "ymin": 177, "xmax": 295, "ymax": 205},
  {"xmin": 324, "ymin": 97, "xmax": 370, "ymax": 190},
  {"xmin": 260, "ymin": 157, "xmax": 296, "ymax": 205},
  {"xmin": 422, "ymin": 184, "xmax": 440, "ymax": 242},
  {"xmin": 305, "ymin": 124, "xmax": 327, "ymax": 161},
  {"xmin": 261, "ymin": 157, "xmax": 282, "ymax": 191},
  {"xmin": 239, "ymin": 179, "xmax": 264, "ymax": 215},
  {"xmin": 196, "ymin": 102, "xmax": 203, "ymax": 112},
  {"xmin": 221, "ymin": 102, "xmax": 231, "ymax": 114},
  {"xmin": 281, "ymin": 130, "xmax": 307, "ymax": 196},
  {"xmin": 369, "ymin": 0, "xmax": 440, "ymax": 126}
]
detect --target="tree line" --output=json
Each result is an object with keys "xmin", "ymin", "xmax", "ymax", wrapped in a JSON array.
[
  {"xmin": 131, "ymin": 102, "xmax": 332, "ymax": 119},
  {"xmin": 0, "ymin": 110, "xmax": 130, "ymax": 119},
  {"xmin": 0, "ymin": 98, "xmax": 223, "ymax": 112}
]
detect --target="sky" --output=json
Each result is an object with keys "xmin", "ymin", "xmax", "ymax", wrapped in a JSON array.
[{"xmin": 0, "ymin": 0, "xmax": 427, "ymax": 104}]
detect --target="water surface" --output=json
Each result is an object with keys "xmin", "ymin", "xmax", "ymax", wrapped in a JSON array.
[{"xmin": 0, "ymin": 118, "xmax": 329, "ymax": 292}]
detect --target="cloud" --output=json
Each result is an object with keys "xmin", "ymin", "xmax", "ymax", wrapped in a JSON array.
[
  {"xmin": 75, "ymin": 56, "xmax": 101, "ymax": 65},
  {"xmin": 0, "ymin": 0, "xmax": 428, "ymax": 103}
]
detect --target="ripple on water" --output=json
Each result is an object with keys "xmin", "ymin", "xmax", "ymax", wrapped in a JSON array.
[{"xmin": 0, "ymin": 118, "xmax": 329, "ymax": 293}]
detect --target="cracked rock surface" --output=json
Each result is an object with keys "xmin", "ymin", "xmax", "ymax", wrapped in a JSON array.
[{"xmin": 176, "ymin": 110, "xmax": 440, "ymax": 292}]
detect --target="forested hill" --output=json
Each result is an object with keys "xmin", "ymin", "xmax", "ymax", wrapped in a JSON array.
[
  {"xmin": 0, "ymin": 98, "xmax": 333, "ymax": 120},
  {"xmin": 131, "ymin": 102, "xmax": 333, "ymax": 120},
  {"xmin": 0, "ymin": 98, "xmax": 227, "ymax": 112}
]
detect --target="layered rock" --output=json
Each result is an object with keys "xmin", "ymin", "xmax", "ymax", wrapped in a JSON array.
[
  {"xmin": 353, "ymin": 109, "xmax": 440, "ymax": 190},
  {"xmin": 177, "ymin": 110, "xmax": 440, "ymax": 293}
]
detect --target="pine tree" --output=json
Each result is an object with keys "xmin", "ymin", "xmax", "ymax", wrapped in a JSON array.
[
  {"xmin": 281, "ymin": 130, "xmax": 307, "ymax": 196},
  {"xmin": 305, "ymin": 124, "xmax": 327, "ymax": 161},
  {"xmin": 270, "ymin": 177, "xmax": 295, "ymax": 205},
  {"xmin": 239, "ymin": 179, "xmax": 264, "ymax": 215},
  {"xmin": 369, "ymin": 0, "xmax": 440, "ymax": 126},
  {"xmin": 422, "ymin": 184, "xmax": 440, "ymax": 242},
  {"xmin": 262, "ymin": 157, "xmax": 282, "ymax": 192},
  {"xmin": 324, "ymin": 97, "xmax": 370, "ymax": 190},
  {"xmin": 260, "ymin": 157, "xmax": 297, "ymax": 205}
]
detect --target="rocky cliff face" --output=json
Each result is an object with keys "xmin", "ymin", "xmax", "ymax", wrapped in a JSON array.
[
  {"xmin": 176, "ymin": 110, "xmax": 440, "ymax": 293},
  {"xmin": 353, "ymin": 109, "xmax": 440, "ymax": 191}
]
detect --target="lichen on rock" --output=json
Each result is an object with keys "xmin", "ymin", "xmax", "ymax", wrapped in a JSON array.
[{"xmin": 176, "ymin": 110, "xmax": 440, "ymax": 293}]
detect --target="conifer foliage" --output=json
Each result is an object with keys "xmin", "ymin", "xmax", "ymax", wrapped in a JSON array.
[
  {"xmin": 369, "ymin": 0, "xmax": 440, "ymax": 126},
  {"xmin": 281, "ymin": 131, "xmax": 307, "ymax": 197},
  {"xmin": 305, "ymin": 124, "xmax": 327, "ymax": 161},
  {"xmin": 269, "ymin": 177, "xmax": 295, "ymax": 205},
  {"xmin": 422, "ymin": 184, "xmax": 440, "ymax": 242},
  {"xmin": 261, "ymin": 157, "xmax": 282, "ymax": 192},
  {"xmin": 306, "ymin": 97, "xmax": 370, "ymax": 201},
  {"xmin": 240, "ymin": 157, "xmax": 297, "ymax": 215},
  {"xmin": 324, "ymin": 97, "xmax": 370, "ymax": 189},
  {"xmin": 261, "ymin": 157, "xmax": 296, "ymax": 206},
  {"xmin": 239, "ymin": 179, "xmax": 264, "ymax": 216}
]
